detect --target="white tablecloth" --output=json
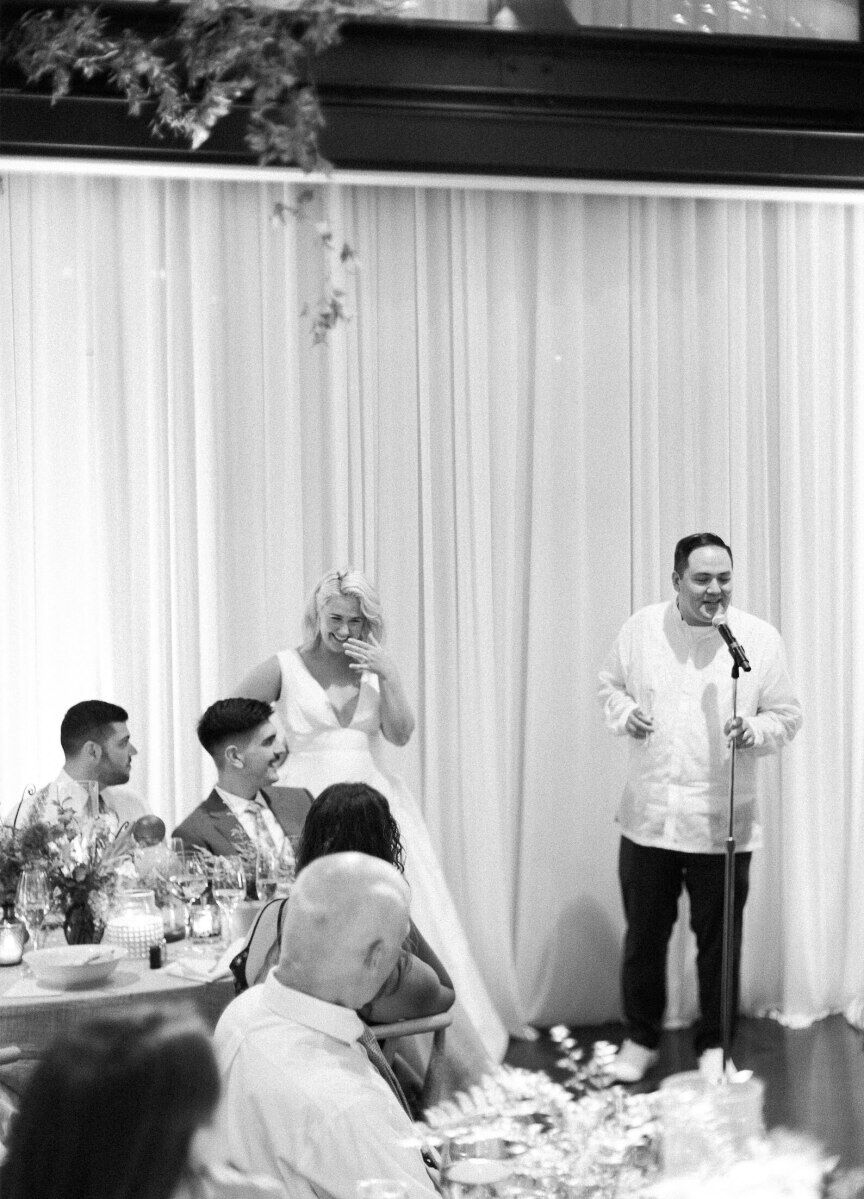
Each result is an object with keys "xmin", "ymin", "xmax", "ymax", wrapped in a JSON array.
[{"xmin": 0, "ymin": 938, "xmax": 238, "ymax": 1054}]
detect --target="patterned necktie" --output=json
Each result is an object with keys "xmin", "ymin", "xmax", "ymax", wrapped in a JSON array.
[
  {"xmin": 245, "ymin": 800, "xmax": 281, "ymax": 853},
  {"xmin": 357, "ymin": 1024, "xmax": 413, "ymax": 1119}
]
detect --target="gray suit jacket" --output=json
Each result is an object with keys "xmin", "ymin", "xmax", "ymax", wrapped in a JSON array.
[{"xmin": 172, "ymin": 786, "xmax": 312, "ymax": 859}]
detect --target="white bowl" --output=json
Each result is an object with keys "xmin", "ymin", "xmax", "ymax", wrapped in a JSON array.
[{"xmin": 27, "ymin": 944, "xmax": 127, "ymax": 989}]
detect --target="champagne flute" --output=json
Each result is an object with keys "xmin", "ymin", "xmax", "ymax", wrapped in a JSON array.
[
  {"xmin": 211, "ymin": 856, "xmax": 246, "ymax": 945},
  {"xmin": 15, "ymin": 866, "xmax": 51, "ymax": 950}
]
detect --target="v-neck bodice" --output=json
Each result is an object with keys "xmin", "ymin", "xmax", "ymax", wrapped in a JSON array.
[
  {"xmin": 276, "ymin": 648, "xmax": 381, "ymax": 755},
  {"xmin": 295, "ymin": 649, "xmax": 364, "ymax": 730}
]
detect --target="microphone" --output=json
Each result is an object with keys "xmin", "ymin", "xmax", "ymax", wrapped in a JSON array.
[{"xmin": 712, "ymin": 613, "xmax": 751, "ymax": 672}]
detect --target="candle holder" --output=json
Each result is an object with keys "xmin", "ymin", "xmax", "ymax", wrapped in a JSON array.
[
  {"xmin": 659, "ymin": 1069, "xmax": 765, "ymax": 1177},
  {"xmin": 189, "ymin": 889, "xmax": 222, "ymax": 942},
  {"xmin": 0, "ymin": 904, "xmax": 27, "ymax": 966},
  {"xmin": 103, "ymin": 889, "xmax": 165, "ymax": 959}
]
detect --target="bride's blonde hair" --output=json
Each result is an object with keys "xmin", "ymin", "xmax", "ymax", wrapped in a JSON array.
[{"xmin": 303, "ymin": 568, "xmax": 385, "ymax": 643}]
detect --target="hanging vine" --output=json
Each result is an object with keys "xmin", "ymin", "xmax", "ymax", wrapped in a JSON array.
[
  {"xmin": 8, "ymin": 0, "xmax": 396, "ymax": 170},
  {"xmin": 5, "ymin": 0, "xmax": 394, "ymax": 340}
]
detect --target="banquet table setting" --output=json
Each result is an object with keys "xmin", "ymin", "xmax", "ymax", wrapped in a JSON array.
[
  {"xmin": 410, "ymin": 1042, "xmax": 854, "ymax": 1199},
  {"xmin": 0, "ymin": 793, "xmax": 861, "ymax": 1199},
  {"xmin": 0, "ymin": 796, "xmax": 268, "ymax": 1058},
  {"xmin": 0, "ymin": 929, "xmax": 238, "ymax": 1053}
]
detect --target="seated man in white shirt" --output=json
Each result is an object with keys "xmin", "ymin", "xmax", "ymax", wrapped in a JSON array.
[
  {"xmin": 209, "ymin": 852, "xmax": 437, "ymax": 1199},
  {"xmin": 172, "ymin": 698, "xmax": 311, "ymax": 882},
  {"xmin": 7, "ymin": 700, "xmax": 147, "ymax": 831}
]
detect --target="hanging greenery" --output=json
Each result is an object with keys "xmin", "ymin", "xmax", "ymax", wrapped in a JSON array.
[
  {"xmin": 8, "ymin": 0, "xmax": 396, "ymax": 170},
  {"xmin": 4, "ymin": 0, "xmax": 392, "ymax": 342},
  {"xmin": 272, "ymin": 187, "xmax": 360, "ymax": 344}
]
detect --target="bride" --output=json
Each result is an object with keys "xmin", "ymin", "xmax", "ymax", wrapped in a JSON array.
[{"xmin": 237, "ymin": 568, "xmax": 508, "ymax": 1072}]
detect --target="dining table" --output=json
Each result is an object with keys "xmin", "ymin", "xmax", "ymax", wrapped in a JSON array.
[
  {"xmin": 0, "ymin": 900, "xmax": 263, "ymax": 1099},
  {"xmin": 1, "ymin": 941, "xmax": 234, "ymax": 1048}
]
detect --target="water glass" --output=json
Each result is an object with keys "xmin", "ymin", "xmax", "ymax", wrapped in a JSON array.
[
  {"xmin": 170, "ymin": 851, "xmax": 208, "ymax": 936},
  {"xmin": 210, "ymin": 856, "xmax": 246, "ymax": 944},
  {"xmin": 442, "ymin": 1159, "xmax": 513, "ymax": 1198},
  {"xmin": 256, "ymin": 845, "xmax": 278, "ymax": 902},
  {"xmin": 659, "ymin": 1070, "xmax": 764, "ymax": 1177},
  {"xmin": 275, "ymin": 838, "xmax": 298, "ymax": 896}
]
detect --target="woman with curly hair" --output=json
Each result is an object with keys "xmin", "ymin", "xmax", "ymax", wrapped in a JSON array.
[{"xmin": 239, "ymin": 782, "xmax": 455, "ymax": 1026}]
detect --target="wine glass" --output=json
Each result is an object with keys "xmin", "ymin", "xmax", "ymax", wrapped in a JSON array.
[
  {"xmin": 210, "ymin": 856, "xmax": 246, "ymax": 945},
  {"xmin": 274, "ymin": 836, "xmax": 299, "ymax": 897},
  {"xmin": 171, "ymin": 851, "xmax": 208, "ymax": 937},
  {"xmin": 255, "ymin": 844, "xmax": 278, "ymax": 902},
  {"xmin": 15, "ymin": 866, "xmax": 51, "ymax": 950}
]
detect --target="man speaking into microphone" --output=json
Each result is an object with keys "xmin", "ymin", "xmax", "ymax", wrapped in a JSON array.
[{"xmin": 598, "ymin": 532, "xmax": 801, "ymax": 1083}]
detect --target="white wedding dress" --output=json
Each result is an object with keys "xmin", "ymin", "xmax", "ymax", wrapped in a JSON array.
[{"xmin": 275, "ymin": 648, "xmax": 508, "ymax": 1072}]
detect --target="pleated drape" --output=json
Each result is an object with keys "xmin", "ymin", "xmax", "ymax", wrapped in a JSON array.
[{"xmin": 3, "ymin": 167, "xmax": 863, "ymax": 1027}]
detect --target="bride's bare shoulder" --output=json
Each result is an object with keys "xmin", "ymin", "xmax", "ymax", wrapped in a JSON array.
[{"xmin": 236, "ymin": 654, "xmax": 282, "ymax": 702}]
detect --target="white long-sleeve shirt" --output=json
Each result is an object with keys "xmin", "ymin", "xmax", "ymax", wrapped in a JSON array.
[
  {"xmin": 4, "ymin": 769, "xmax": 147, "ymax": 830},
  {"xmin": 208, "ymin": 973, "xmax": 436, "ymax": 1199},
  {"xmin": 598, "ymin": 601, "xmax": 802, "ymax": 853}
]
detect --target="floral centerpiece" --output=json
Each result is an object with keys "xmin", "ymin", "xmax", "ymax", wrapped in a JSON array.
[
  {"xmin": 1, "ymin": 795, "xmax": 134, "ymax": 944},
  {"xmin": 0, "ymin": 824, "xmax": 26, "ymax": 911}
]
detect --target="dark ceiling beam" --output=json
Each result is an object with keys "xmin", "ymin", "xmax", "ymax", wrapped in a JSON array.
[{"xmin": 2, "ymin": 6, "xmax": 864, "ymax": 186}]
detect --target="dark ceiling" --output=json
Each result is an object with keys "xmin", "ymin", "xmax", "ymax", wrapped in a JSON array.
[{"xmin": 2, "ymin": 5, "xmax": 864, "ymax": 186}]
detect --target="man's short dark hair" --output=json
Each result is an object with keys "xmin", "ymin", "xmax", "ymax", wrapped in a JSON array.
[
  {"xmin": 674, "ymin": 533, "xmax": 733, "ymax": 577},
  {"xmin": 197, "ymin": 698, "xmax": 274, "ymax": 758},
  {"xmin": 60, "ymin": 701, "xmax": 129, "ymax": 757}
]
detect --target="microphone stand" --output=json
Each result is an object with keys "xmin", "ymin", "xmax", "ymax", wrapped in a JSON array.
[{"xmin": 720, "ymin": 660, "xmax": 739, "ymax": 1082}]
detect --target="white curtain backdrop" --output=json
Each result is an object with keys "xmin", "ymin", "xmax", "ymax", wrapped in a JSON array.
[{"xmin": 2, "ymin": 165, "xmax": 863, "ymax": 1030}]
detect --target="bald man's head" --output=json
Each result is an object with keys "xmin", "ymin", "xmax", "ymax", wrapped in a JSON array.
[{"xmin": 274, "ymin": 852, "xmax": 411, "ymax": 1010}]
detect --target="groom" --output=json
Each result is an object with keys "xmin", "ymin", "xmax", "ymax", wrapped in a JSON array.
[{"xmin": 173, "ymin": 698, "xmax": 311, "ymax": 875}]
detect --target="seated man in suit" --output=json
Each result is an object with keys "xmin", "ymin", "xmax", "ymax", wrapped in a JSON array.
[
  {"xmin": 208, "ymin": 851, "xmax": 437, "ymax": 1198},
  {"xmin": 173, "ymin": 698, "xmax": 311, "ymax": 872},
  {"xmin": 6, "ymin": 700, "xmax": 148, "ymax": 831}
]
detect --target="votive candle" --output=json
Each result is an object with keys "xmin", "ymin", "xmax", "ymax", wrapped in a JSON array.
[{"xmin": 0, "ymin": 918, "xmax": 25, "ymax": 966}]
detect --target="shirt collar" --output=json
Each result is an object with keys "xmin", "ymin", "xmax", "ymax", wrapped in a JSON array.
[
  {"xmin": 261, "ymin": 971, "xmax": 364, "ymax": 1045},
  {"xmin": 57, "ymin": 767, "xmax": 100, "ymax": 792},
  {"xmin": 55, "ymin": 769, "xmax": 107, "ymax": 811},
  {"xmin": 215, "ymin": 786, "xmax": 266, "ymax": 817},
  {"xmin": 672, "ymin": 599, "xmax": 719, "ymax": 642}
]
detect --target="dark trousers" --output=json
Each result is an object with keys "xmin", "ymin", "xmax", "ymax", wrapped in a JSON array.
[{"xmin": 618, "ymin": 835, "xmax": 751, "ymax": 1056}]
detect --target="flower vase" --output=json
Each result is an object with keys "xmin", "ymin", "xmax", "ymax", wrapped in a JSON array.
[{"xmin": 63, "ymin": 899, "xmax": 104, "ymax": 945}]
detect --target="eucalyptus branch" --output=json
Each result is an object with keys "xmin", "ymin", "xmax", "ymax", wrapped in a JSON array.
[
  {"xmin": 9, "ymin": 0, "xmax": 399, "ymax": 169},
  {"xmin": 273, "ymin": 189, "xmax": 360, "ymax": 343}
]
